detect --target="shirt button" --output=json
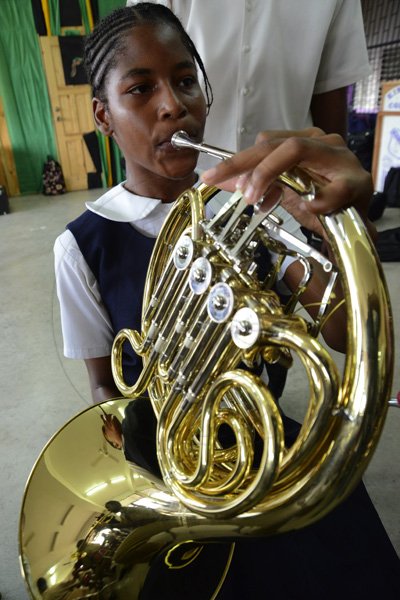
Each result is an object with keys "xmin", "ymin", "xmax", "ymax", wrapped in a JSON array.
[
  {"xmin": 240, "ymin": 126, "xmax": 247, "ymax": 134},
  {"xmin": 243, "ymin": 45, "xmax": 251, "ymax": 53},
  {"xmin": 242, "ymin": 87, "xmax": 249, "ymax": 96}
]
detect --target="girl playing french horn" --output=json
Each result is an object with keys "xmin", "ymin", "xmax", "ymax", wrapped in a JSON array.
[{"xmin": 54, "ymin": 4, "xmax": 400, "ymax": 598}]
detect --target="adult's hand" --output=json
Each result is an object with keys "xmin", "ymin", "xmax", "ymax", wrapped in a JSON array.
[{"xmin": 201, "ymin": 128, "xmax": 373, "ymax": 219}]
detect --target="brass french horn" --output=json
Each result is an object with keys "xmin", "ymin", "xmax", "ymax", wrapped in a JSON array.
[{"xmin": 19, "ymin": 132, "xmax": 393, "ymax": 599}]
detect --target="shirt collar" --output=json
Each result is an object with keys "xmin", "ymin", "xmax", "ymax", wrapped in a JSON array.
[
  {"xmin": 85, "ymin": 183, "xmax": 166, "ymax": 223},
  {"xmin": 86, "ymin": 176, "xmax": 202, "ymax": 224}
]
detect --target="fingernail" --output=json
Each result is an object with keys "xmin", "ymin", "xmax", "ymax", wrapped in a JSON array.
[
  {"xmin": 235, "ymin": 174, "xmax": 248, "ymax": 191},
  {"xmin": 244, "ymin": 184, "xmax": 255, "ymax": 204}
]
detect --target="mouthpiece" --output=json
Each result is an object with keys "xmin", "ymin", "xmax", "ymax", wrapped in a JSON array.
[{"xmin": 171, "ymin": 130, "xmax": 233, "ymax": 160}]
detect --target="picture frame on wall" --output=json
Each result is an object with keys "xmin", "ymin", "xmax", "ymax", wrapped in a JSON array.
[
  {"xmin": 372, "ymin": 111, "xmax": 400, "ymax": 192},
  {"xmin": 381, "ymin": 80, "xmax": 400, "ymax": 112}
]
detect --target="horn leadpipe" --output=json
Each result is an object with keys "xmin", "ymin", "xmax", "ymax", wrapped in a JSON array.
[{"xmin": 171, "ymin": 130, "xmax": 326, "ymax": 200}]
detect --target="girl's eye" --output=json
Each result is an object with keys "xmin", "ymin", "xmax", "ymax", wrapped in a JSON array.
[
  {"xmin": 180, "ymin": 76, "xmax": 197, "ymax": 89},
  {"xmin": 129, "ymin": 84, "xmax": 154, "ymax": 95}
]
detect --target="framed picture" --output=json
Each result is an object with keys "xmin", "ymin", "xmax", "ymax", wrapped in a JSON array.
[
  {"xmin": 381, "ymin": 80, "xmax": 400, "ymax": 112},
  {"xmin": 372, "ymin": 111, "xmax": 400, "ymax": 192}
]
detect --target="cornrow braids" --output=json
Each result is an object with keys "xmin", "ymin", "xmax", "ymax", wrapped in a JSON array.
[{"xmin": 83, "ymin": 2, "xmax": 213, "ymax": 113}]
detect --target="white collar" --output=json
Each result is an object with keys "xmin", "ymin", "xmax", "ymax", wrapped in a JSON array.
[{"xmin": 85, "ymin": 182, "xmax": 168, "ymax": 223}]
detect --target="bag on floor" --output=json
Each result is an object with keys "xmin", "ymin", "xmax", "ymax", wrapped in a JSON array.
[
  {"xmin": 0, "ymin": 185, "xmax": 10, "ymax": 214},
  {"xmin": 376, "ymin": 226, "xmax": 400, "ymax": 262},
  {"xmin": 383, "ymin": 167, "xmax": 400, "ymax": 207},
  {"xmin": 42, "ymin": 156, "xmax": 66, "ymax": 195},
  {"xmin": 368, "ymin": 191, "xmax": 386, "ymax": 222}
]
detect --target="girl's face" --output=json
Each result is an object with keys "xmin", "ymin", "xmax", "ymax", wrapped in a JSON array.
[{"xmin": 94, "ymin": 23, "xmax": 207, "ymax": 200}]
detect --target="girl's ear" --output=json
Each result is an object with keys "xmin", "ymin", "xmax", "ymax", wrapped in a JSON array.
[{"xmin": 93, "ymin": 97, "xmax": 113, "ymax": 136}]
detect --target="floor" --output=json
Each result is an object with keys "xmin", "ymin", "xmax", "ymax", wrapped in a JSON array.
[{"xmin": 0, "ymin": 190, "xmax": 399, "ymax": 599}]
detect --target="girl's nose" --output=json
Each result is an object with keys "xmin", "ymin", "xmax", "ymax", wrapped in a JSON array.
[{"xmin": 158, "ymin": 84, "xmax": 187, "ymax": 120}]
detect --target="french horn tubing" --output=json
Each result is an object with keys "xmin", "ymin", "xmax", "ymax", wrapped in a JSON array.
[{"xmin": 19, "ymin": 132, "xmax": 393, "ymax": 599}]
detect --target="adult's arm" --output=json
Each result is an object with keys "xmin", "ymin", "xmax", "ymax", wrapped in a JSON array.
[{"xmin": 310, "ymin": 87, "xmax": 348, "ymax": 140}]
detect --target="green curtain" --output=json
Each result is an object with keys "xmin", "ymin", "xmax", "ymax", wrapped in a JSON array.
[
  {"xmin": 0, "ymin": 0, "xmax": 57, "ymax": 193},
  {"xmin": 78, "ymin": 0, "xmax": 92, "ymax": 34},
  {"xmin": 48, "ymin": 0, "xmax": 61, "ymax": 35},
  {"xmin": 97, "ymin": 0, "xmax": 126, "ymax": 20},
  {"xmin": 47, "ymin": 1, "xmax": 91, "ymax": 35}
]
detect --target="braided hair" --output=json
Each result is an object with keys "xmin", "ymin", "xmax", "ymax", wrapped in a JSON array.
[{"xmin": 84, "ymin": 2, "xmax": 213, "ymax": 112}]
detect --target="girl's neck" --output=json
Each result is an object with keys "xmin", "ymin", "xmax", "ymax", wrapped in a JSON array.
[{"xmin": 124, "ymin": 172, "xmax": 198, "ymax": 203}]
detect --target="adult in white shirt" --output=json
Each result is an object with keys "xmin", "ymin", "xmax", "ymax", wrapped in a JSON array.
[{"xmin": 127, "ymin": 0, "xmax": 371, "ymax": 167}]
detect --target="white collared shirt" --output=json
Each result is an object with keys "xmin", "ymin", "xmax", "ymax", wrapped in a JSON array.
[
  {"xmin": 85, "ymin": 182, "xmax": 175, "ymax": 236},
  {"xmin": 54, "ymin": 183, "xmax": 303, "ymax": 359}
]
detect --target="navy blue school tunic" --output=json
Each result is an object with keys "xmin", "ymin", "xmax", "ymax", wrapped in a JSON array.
[{"xmin": 68, "ymin": 210, "xmax": 155, "ymax": 385}]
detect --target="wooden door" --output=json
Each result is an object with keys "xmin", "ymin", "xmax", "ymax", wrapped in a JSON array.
[
  {"xmin": 0, "ymin": 96, "xmax": 19, "ymax": 196},
  {"xmin": 39, "ymin": 36, "xmax": 96, "ymax": 191}
]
